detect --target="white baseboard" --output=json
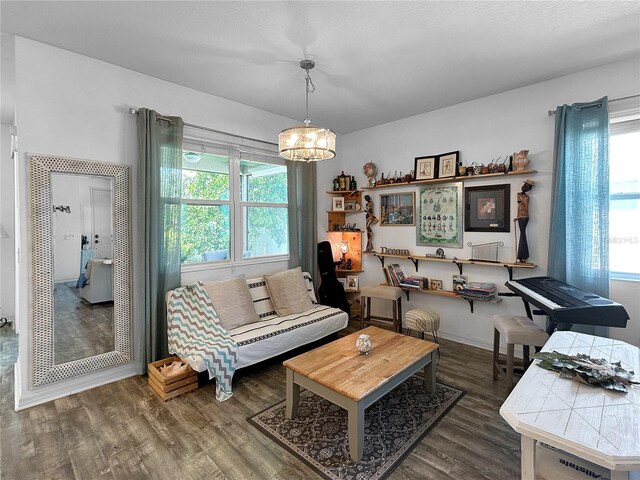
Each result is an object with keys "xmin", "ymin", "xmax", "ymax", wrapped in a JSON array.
[{"xmin": 14, "ymin": 361, "xmax": 139, "ymax": 411}]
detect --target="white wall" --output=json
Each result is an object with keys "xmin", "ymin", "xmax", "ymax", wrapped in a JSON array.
[
  {"xmin": 12, "ymin": 36, "xmax": 344, "ymax": 409},
  {"xmin": 323, "ymin": 57, "xmax": 640, "ymax": 349}
]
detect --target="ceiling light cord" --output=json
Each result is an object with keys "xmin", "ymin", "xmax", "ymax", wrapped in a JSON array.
[{"xmin": 304, "ymin": 68, "xmax": 316, "ymax": 126}]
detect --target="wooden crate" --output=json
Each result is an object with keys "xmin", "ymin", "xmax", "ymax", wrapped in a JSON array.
[{"xmin": 148, "ymin": 355, "xmax": 198, "ymax": 401}]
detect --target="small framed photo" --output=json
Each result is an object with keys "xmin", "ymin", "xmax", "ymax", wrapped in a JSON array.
[
  {"xmin": 332, "ymin": 197, "xmax": 345, "ymax": 211},
  {"xmin": 414, "ymin": 156, "xmax": 437, "ymax": 181},
  {"xmin": 430, "ymin": 279, "xmax": 443, "ymax": 290},
  {"xmin": 464, "ymin": 184, "xmax": 510, "ymax": 232},
  {"xmin": 380, "ymin": 192, "xmax": 415, "ymax": 226},
  {"xmin": 344, "ymin": 200, "xmax": 358, "ymax": 211},
  {"xmin": 346, "ymin": 275, "xmax": 359, "ymax": 290},
  {"xmin": 437, "ymin": 151, "xmax": 459, "ymax": 179}
]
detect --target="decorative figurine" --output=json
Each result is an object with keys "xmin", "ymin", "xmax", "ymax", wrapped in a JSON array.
[
  {"xmin": 512, "ymin": 150, "xmax": 530, "ymax": 172},
  {"xmin": 515, "ymin": 180, "xmax": 534, "ymax": 263},
  {"xmin": 356, "ymin": 334, "xmax": 372, "ymax": 355},
  {"xmin": 364, "ymin": 194, "xmax": 379, "ymax": 252},
  {"xmin": 362, "ymin": 162, "xmax": 378, "ymax": 187}
]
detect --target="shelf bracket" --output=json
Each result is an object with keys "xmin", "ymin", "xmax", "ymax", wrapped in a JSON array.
[
  {"xmin": 407, "ymin": 257, "xmax": 419, "ymax": 272},
  {"xmin": 373, "ymin": 254, "xmax": 385, "ymax": 268},
  {"xmin": 453, "ymin": 260, "xmax": 463, "ymax": 275},
  {"xmin": 465, "ymin": 298, "xmax": 474, "ymax": 313},
  {"xmin": 504, "ymin": 265, "xmax": 514, "ymax": 281},
  {"xmin": 403, "ymin": 289, "xmax": 410, "ymax": 301}
]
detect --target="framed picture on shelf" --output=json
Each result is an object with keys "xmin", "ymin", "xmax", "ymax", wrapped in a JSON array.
[
  {"xmin": 417, "ymin": 183, "xmax": 463, "ymax": 248},
  {"xmin": 464, "ymin": 184, "xmax": 510, "ymax": 232},
  {"xmin": 332, "ymin": 196, "xmax": 345, "ymax": 211},
  {"xmin": 414, "ymin": 156, "xmax": 437, "ymax": 181},
  {"xmin": 437, "ymin": 151, "xmax": 459, "ymax": 179},
  {"xmin": 430, "ymin": 279, "xmax": 443, "ymax": 290},
  {"xmin": 380, "ymin": 192, "xmax": 415, "ymax": 226},
  {"xmin": 346, "ymin": 275, "xmax": 359, "ymax": 290},
  {"xmin": 344, "ymin": 200, "xmax": 358, "ymax": 211},
  {"xmin": 337, "ymin": 278, "xmax": 346, "ymax": 288}
]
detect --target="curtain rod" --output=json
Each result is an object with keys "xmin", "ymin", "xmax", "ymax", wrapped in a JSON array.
[
  {"xmin": 128, "ymin": 108, "xmax": 278, "ymax": 147},
  {"xmin": 547, "ymin": 94, "xmax": 640, "ymax": 116}
]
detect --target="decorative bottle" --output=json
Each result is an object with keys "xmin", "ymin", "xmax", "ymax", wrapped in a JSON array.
[
  {"xmin": 333, "ymin": 177, "xmax": 339, "ymax": 191},
  {"xmin": 349, "ymin": 177, "xmax": 357, "ymax": 191},
  {"xmin": 339, "ymin": 171, "xmax": 346, "ymax": 191}
]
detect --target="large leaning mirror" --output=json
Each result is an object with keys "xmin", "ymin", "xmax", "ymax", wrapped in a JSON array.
[{"xmin": 30, "ymin": 155, "xmax": 132, "ymax": 387}]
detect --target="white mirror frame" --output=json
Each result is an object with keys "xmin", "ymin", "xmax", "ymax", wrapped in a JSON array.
[{"xmin": 29, "ymin": 155, "xmax": 132, "ymax": 387}]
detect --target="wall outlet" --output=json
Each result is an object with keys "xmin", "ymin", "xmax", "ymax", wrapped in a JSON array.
[{"xmin": 64, "ymin": 233, "xmax": 76, "ymax": 240}]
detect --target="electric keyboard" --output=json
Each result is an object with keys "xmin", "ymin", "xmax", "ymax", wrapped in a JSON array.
[{"xmin": 505, "ymin": 276, "xmax": 629, "ymax": 333}]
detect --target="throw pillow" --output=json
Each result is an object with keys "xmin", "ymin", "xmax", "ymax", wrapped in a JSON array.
[
  {"xmin": 264, "ymin": 267, "xmax": 314, "ymax": 316},
  {"xmin": 201, "ymin": 276, "xmax": 260, "ymax": 331}
]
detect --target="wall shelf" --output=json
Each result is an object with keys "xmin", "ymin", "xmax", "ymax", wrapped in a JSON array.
[
  {"xmin": 362, "ymin": 169, "xmax": 537, "ymax": 191},
  {"xmin": 387, "ymin": 284, "xmax": 502, "ymax": 313},
  {"xmin": 365, "ymin": 251, "xmax": 535, "ymax": 281},
  {"xmin": 326, "ymin": 190, "xmax": 362, "ymax": 195}
]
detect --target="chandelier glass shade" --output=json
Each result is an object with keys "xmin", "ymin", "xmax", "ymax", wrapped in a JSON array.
[
  {"xmin": 279, "ymin": 60, "xmax": 336, "ymax": 162},
  {"xmin": 278, "ymin": 124, "xmax": 336, "ymax": 162}
]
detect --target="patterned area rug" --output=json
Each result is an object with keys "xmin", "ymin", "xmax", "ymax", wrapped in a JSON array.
[{"xmin": 248, "ymin": 376, "xmax": 464, "ymax": 480}]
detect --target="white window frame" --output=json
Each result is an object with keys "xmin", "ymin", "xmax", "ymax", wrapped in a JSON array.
[
  {"xmin": 609, "ymin": 100, "xmax": 640, "ymax": 281},
  {"xmin": 180, "ymin": 133, "xmax": 289, "ymax": 272}
]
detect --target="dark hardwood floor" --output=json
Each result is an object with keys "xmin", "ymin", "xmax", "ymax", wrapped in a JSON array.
[{"xmin": 0, "ymin": 322, "xmax": 521, "ymax": 480}]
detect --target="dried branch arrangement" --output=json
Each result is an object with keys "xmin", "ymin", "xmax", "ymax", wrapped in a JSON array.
[{"xmin": 531, "ymin": 351, "xmax": 639, "ymax": 393}]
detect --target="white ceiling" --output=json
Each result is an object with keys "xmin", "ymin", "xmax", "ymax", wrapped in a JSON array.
[{"xmin": 1, "ymin": 1, "xmax": 639, "ymax": 134}]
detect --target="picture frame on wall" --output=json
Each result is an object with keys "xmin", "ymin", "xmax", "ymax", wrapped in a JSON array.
[
  {"xmin": 380, "ymin": 192, "xmax": 415, "ymax": 226},
  {"xmin": 346, "ymin": 275, "xmax": 359, "ymax": 290},
  {"xmin": 332, "ymin": 196, "xmax": 345, "ymax": 211},
  {"xmin": 464, "ymin": 184, "xmax": 510, "ymax": 232},
  {"xmin": 414, "ymin": 156, "xmax": 437, "ymax": 181},
  {"xmin": 416, "ymin": 183, "xmax": 463, "ymax": 248},
  {"xmin": 437, "ymin": 151, "xmax": 459, "ymax": 179}
]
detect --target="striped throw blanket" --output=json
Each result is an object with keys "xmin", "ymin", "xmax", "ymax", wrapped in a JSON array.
[{"xmin": 167, "ymin": 282, "xmax": 238, "ymax": 401}]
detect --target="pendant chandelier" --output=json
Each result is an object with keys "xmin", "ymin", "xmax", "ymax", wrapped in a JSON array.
[{"xmin": 279, "ymin": 60, "xmax": 336, "ymax": 162}]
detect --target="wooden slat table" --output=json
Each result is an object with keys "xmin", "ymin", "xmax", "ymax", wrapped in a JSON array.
[
  {"xmin": 283, "ymin": 326, "xmax": 438, "ymax": 461},
  {"xmin": 500, "ymin": 331, "xmax": 640, "ymax": 480}
]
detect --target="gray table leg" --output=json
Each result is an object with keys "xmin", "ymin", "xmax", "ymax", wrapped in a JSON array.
[
  {"xmin": 424, "ymin": 353, "xmax": 436, "ymax": 393},
  {"xmin": 285, "ymin": 368, "xmax": 299, "ymax": 419},
  {"xmin": 347, "ymin": 400, "xmax": 365, "ymax": 461},
  {"xmin": 520, "ymin": 435, "xmax": 536, "ymax": 480}
]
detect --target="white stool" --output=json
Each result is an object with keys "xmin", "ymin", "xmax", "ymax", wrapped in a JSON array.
[
  {"xmin": 492, "ymin": 315, "xmax": 549, "ymax": 392},
  {"xmin": 403, "ymin": 309, "xmax": 440, "ymax": 343},
  {"xmin": 360, "ymin": 285, "xmax": 403, "ymax": 332}
]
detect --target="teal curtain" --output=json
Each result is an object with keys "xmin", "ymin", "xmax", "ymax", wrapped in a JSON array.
[
  {"xmin": 287, "ymin": 161, "xmax": 318, "ymax": 280},
  {"xmin": 548, "ymin": 97, "xmax": 609, "ymax": 334},
  {"xmin": 137, "ymin": 108, "xmax": 184, "ymax": 364}
]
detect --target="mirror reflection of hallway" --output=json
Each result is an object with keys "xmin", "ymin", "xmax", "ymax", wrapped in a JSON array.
[{"xmin": 51, "ymin": 173, "xmax": 115, "ymax": 365}]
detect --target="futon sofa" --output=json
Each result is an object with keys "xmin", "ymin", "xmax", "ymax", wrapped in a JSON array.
[{"xmin": 166, "ymin": 268, "xmax": 349, "ymax": 398}]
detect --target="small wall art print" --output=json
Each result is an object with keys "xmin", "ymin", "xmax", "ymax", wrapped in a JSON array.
[
  {"xmin": 414, "ymin": 156, "xmax": 437, "ymax": 181},
  {"xmin": 332, "ymin": 196, "xmax": 345, "ymax": 211},
  {"xmin": 417, "ymin": 183, "xmax": 463, "ymax": 248},
  {"xmin": 380, "ymin": 192, "xmax": 415, "ymax": 226},
  {"xmin": 437, "ymin": 151, "xmax": 459, "ymax": 179},
  {"xmin": 464, "ymin": 184, "xmax": 510, "ymax": 232}
]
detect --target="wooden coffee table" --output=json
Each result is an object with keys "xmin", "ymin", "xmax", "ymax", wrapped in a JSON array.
[{"xmin": 283, "ymin": 326, "xmax": 438, "ymax": 461}]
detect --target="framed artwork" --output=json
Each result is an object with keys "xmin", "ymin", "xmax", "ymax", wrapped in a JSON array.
[
  {"xmin": 437, "ymin": 151, "xmax": 459, "ymax": 179},
  {"xmin": 464, "ymin": 184, "xmax": 510, "ymax": 232},
  {"xmin": 346, "ymin": 275, "xmax": 359, "ymax": 290},
  {"xmin": 332, "ymin": 196, "xmax": 345, "ymax": 211},
  {"xmin": 414, "ymin": 156, "xmax": 437, "ymax": 181},
  {"xmin": 416, "ymin": 183, "xmax": 463, "ymax": 247},
  {"xmin": 430, "ymin": 279, "xmax": 443, "ymax": 291},
  {"xmin": 344, "ymin": 200, "xmax": 358, "ymax": 211},
  {"xmin": 380, "ymin": 192, "xmax": 415, "ymax": 226}
]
